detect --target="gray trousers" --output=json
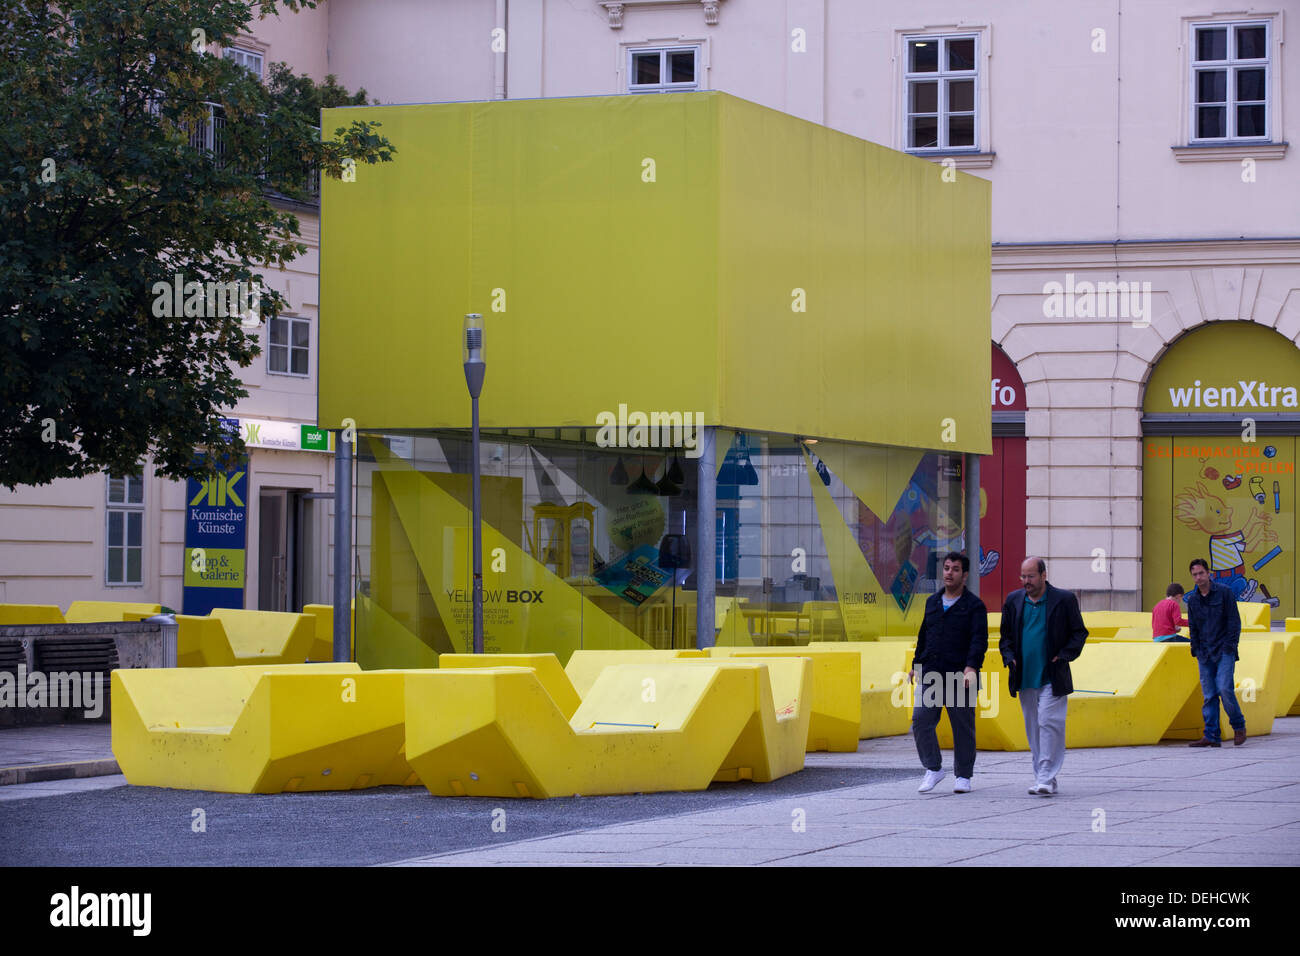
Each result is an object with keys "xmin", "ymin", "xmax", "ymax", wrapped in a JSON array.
[
  {"xmin": 1017, "ymin": 684, "xmax": 1068, "ymax": 785},
  {"xmin": 911, "ymin": 672, "xmax": 977, "ymax": 779}
]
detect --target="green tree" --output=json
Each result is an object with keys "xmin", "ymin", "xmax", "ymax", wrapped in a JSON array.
[{"xmin": 0, "ymin": 0, "xmax": 396, "ymax": 488}]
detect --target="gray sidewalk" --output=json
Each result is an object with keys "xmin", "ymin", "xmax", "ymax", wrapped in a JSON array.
[
  {"xmin": 392, "ymin": 717, "xmax": 1300, "ymax": 867},
  {"xmin": 0, "ymin": 723, "xmax": 117, "ymax": 786}
]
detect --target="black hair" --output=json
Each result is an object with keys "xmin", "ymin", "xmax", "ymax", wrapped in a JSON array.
[
  {"xmin": 1188, "ymin": 558, "xmax": 1209, "ymax": 573},
  {"xmin": 942, "ymin": 551, "xmax": 969, "ymax": 573},
  {"xmin": 1166, "ymin": 582, "xmax": 1184, "ymax": 597}
]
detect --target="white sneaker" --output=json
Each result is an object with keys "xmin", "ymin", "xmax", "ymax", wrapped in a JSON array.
[
  {"xmin": 953, "ymin": 777, "xmax": 972, "ymax": 793},
  {"xmin": 918, "ymin": 769, "xmax": 946, "ymax": 793},
  {"xmin": 1028, "ymin": 783, "xmax": 1049, "ymax": 795},
  {"xmin": 1045, "ymin": 779, "xmax": 1058, "ymax": 794}
]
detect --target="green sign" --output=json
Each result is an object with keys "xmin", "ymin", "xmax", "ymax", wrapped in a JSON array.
[{"xmin": 300, "ymin": 425, "xmax": 331, "ymax": 451}]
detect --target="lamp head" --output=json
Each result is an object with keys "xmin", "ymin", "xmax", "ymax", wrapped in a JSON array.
[{"xmin": 463, "ymin": 313, "xmax": 485, "ymax": 398}]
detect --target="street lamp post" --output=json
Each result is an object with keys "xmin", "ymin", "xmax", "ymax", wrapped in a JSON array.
[{"xmin": 463, "ymin": 313, "xmax": 486, "ymax": 654}]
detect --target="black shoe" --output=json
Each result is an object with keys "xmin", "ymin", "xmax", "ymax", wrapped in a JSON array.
[{"xmin": 1188, "ymin": 737, "xmax": 1221, "ymax": 748}]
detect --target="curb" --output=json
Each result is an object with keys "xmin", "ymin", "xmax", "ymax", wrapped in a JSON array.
[{"xmin": 0, "ymin": 759, "xmax": 121, "ymax": 787}]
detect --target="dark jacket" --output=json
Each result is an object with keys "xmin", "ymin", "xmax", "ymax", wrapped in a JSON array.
[
  {"xmin": 999, "ymin": 583, "xmax": 1088, "ymax": 697},
  {"xmin": 913, "ymin": 588, "xmax": 988, "ymax": 679},
  {"xmin": 1184, "ymin": 582, "xmax": 1241, "ymax": 662}
]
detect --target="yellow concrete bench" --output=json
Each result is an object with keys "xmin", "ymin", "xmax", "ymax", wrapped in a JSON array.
[
  {"xmin": 209, "ymin": 608, "xmax": 315, "ymax": 664},
  {"xmin": 930, "ymin": 643, "xmax": 1206, "ymax": 751},
  {"xmin": 404, "ymin": 660, "xmax": 811, "ymax": 798},
  {"xmin": 1241, "ymin": 633, "xmax": 1300, "ymax": 717},
  {"xmin": 439, "ymin": 653, "xmax": 582, "ymax": 719},
  {"xmin": 0, "ymin": 604, "xmax": 66, "ymax": 625},
  {"xmin": 809, "ymin": 640, "xmax": 914, "ymax": 739},
  {"xmin": 111, "ymin": 663, "xmax": 418, "ymax": 793},
  {"xmin": 564, "ymin": 649, "xmax": 706, "ymax": 698},
  {"xmin": 1164, "ymin": 639, "xmax": 1284, "ymax": 740},
  {"xmin": 1286, "ymin": 617, "xmax": 1300, "ymax": 633},
  {"xmin": 301, "ymin": 602, "xmax": 355, "ymax": 662},
  {"xmin": 64, "ymin": 601, "xmax": 162, "ymax": 623},
  {"xmin": 1238, "ymin": 603, "xmax": 1271, "ymax": 629},
  {"xmin": 1060, "ymin": 643, "xmax": 1201, "ymax": 747},
  {"xmin": 708, "ymin": 647, "xmax": 860, "ymax": 752},
  {"xmin": 173, "ymin": 615, "xmax": 236, "ymax": 668}
]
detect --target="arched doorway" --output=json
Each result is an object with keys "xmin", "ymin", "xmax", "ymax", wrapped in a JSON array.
[
  {"xmin": 979, "ymin": 343, "xmax": 1027, "ymax": 610},
  {"xmin": 1142, "ymin": 323, "xmax": 1300, "ymax": 621}
]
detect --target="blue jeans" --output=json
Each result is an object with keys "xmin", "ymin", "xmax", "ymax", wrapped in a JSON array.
[{"xmin": 1198, "ymin": 654, "xmax": 1246, "ymax": 742}]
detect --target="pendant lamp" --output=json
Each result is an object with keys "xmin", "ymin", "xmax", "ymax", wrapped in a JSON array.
[
  {"xmin": 609, "ymin": 455, "xmax": 628, "ymax": 484},
  {"xmin": 627, "ymin": 456, "xmax": 657, "ymax": 494}
]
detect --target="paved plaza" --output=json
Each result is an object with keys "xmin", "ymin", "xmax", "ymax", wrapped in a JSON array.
[{"xmin": 2, "ymin": 718, "xmax": 1297, "ymax": 867}]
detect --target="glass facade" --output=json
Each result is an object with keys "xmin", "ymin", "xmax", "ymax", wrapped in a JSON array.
[{"xmin": 353, "ymin": 429, "xmax": 967, "ymax": 668}]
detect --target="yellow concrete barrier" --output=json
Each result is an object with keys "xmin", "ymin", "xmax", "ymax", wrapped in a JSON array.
[
  {"xmin": 809, "ymin": 640, "xmax": 913, "ymax": 738},
  {"xmin": 564, "ymin": 649, "xmax": 706, "ymax": 698},
  {"xmin": 1164, "ymin": 639, "xmax": 1283, "ymax": 740},
  {"xmin": 174, "ymin": 615, "xmax": 236, "ymax": 668},
  {"xmin": 439, "ymin": 653, "xmax": 582, "ymax": 719},
  {"xmin": 1061, "ymin": 643, "xmax": 1201, "ymax": 747},
  {"xmin": 1285, "ymin": 617, "xmax": 1300, "ymax": 632},
  {"xmin": 708, "ymin": 658, "xmax": 811, "ymax": 784},
  {"xmin": 1241, "ymin": 633, "xmax": 1300, "ymax": 717},
  {"xmin": 1238, "ymin": 603, "xmax": 1271, "ymax": 629},
  {"xmin": 708, "ymin": 647, "xmax": 860, "ymax": 752},
  {"xmin": 0, "ymin": 604, "xmax": 66, "ymax": 625},
  {"xmin": 301, "ymin": 602, "xmax": 355, "ymax": 662},
  {"xmin": 64, "ymin": 601, "xmax": 162, "ymax": 623},
  {"xmin": 404, "ymin": 661, "xmax": 809, "ymax": 798},
  {"xmin": 112, "ymin": 664, "xmax": 417, "ymax": 793},
  {"xmin": 209, "ymin": 608, "xmax": 315, "ymax": 664},
  {"xmin": 987, "ymin": 612, "xmax": 1000, "ymax": 633}
]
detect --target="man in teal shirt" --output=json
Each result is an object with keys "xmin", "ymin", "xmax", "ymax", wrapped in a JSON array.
[{"xmin": 999, "ymin": 556, "xmax": 1089, "ymax": 796}]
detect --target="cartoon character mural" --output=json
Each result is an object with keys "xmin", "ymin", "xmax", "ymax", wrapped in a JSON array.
[{"xmin": 1174, "ymin": 479, "xmax": 1279, "ymax": 604}]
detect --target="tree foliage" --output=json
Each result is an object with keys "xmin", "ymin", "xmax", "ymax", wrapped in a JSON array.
[{"xmin": 0, "ymin": 0, "xmax": 396, "ymax": 488}]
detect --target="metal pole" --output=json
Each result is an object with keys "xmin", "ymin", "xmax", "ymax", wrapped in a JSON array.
[
  {"xmin": 470, "ymin": 393, "xmax": 484, "ymax": 653},
  {"xmin": 695, "ymin": 426, "xmax": 717, "ymax": 648},
  {"xmin": 965, "ymin": 452, "xmax": 980, "ymax": 599},
  {"xmin": 333, "ymin": 430, "xmax": 353, "ymax": 661}
]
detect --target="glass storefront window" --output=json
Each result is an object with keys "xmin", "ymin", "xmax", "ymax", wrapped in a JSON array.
[{"xmin": 352, "ymin": 428, "xmax": 966, "ymax": 667}]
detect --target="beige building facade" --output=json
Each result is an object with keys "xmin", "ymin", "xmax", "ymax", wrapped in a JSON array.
[{"xmin": 3, "ymin": 0, "xmax": 1297, "ymax": 615}]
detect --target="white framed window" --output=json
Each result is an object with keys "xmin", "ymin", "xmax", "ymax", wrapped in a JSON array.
[
  {"xmin": 224, "ymin": 46, "xmax": 264, "ymax": 81},
  {"xmin": 903, "ymin": 34, "xmax": 978, "ymax": 151},
  {"xmin": 268, "ymin": 315, "xmax": 310, "ymax": 376},
  {"xmin": 627, "ymin": 46, "xmax": 701, "ymax": 93},
  {"xmin": 106, "ymin": 472, "xmax": 144, "ymax": 586},
  {"xmin": 1189, "ymin": 20, "xmax": 1270, "ymax": 142}
]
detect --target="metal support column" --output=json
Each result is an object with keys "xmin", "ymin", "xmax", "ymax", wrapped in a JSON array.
[
  {"xmin": 333, "ymin": 431, "xmax": 353, "ymax": 661},
  {"xmin": 695, "ymin": 427, "xmax": 717, "ymax": 648},
  {"xmin": 965, "ymin": 452, "xmax": 980, "ymax": 598}
]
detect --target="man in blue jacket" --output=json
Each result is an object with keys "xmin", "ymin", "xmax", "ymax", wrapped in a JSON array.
[
  {"xmin": 909, "ymin": 551, "xmax": 988, "ymax": 794},
  {"xmin": 1185, "ymin": 557, "xmax": 1246, "ymax": 747},
  {"xmin": 1000, "ymin": 557, "xmax": 1088, "ymax": 796}
]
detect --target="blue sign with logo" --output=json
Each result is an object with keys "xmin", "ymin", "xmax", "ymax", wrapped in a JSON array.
[{"xmin": 182, "ymin": 454, "xmax": 250, "ymax": 615}]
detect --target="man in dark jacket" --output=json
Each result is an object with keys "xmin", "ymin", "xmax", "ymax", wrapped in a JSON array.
[
  {"xmin": 909, "ymin": 551, "xmax": 988, "ymax": 794},
  {"xmin": 1184, "ymin": 557, "xmax": 1246, "ymax": 747},
  {"xmin": 1000, "ymin": 557, "xmax": 1088, "ymax": 796}
]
